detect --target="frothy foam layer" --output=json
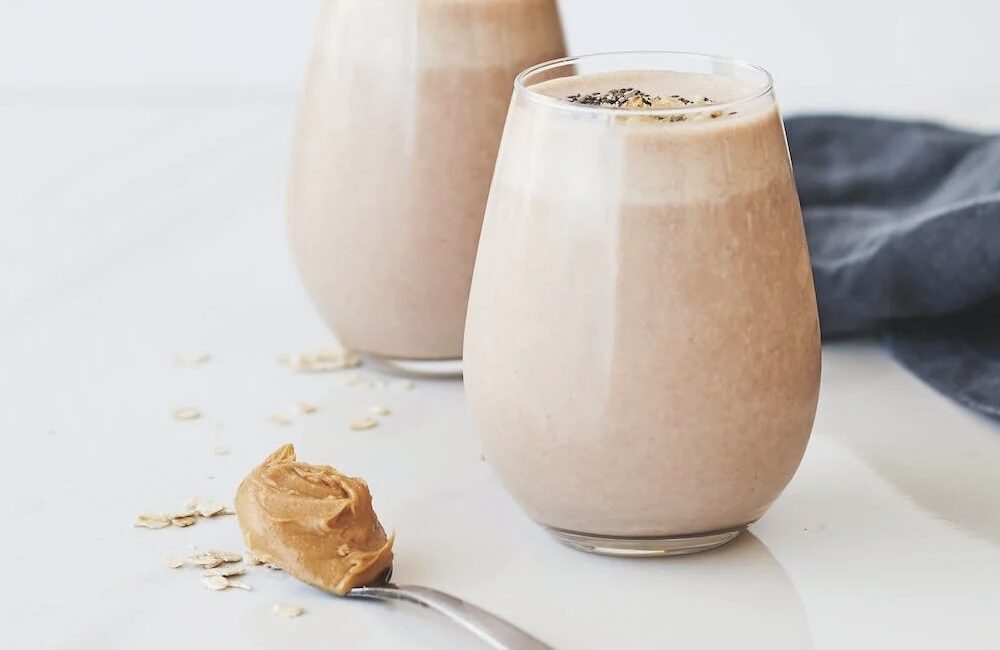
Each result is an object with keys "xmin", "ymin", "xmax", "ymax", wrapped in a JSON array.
[{"xmin": 496, "ymin": 68, "xmax": 785, "ymax": 204}]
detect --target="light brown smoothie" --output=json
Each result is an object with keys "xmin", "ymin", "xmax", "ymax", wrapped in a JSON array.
[
  {"xmin": 464, "ymin": 65, "xmax": 821, "ymax": 544},
  {"xmin": 287, "ymin": 0, "xmax": 565, "ymax": 360}
]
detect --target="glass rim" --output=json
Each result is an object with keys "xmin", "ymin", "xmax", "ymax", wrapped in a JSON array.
[{"xmin": 513, "ymin": 51, "xmax": 775, "ymax": 117}]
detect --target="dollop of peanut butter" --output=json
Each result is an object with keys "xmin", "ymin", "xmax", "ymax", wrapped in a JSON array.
[{"xmin": 235, "ymin": 443, "xmax": 394, "ymax": 595}]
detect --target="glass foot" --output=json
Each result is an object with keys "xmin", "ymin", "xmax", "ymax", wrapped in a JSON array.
[
  {"xmin": 546, "ymin": 525, "xmax": 747, "ymax": 557},
  {"xmin": 361, "ymin": 354, "xmax": 463, "ymax": 379}
]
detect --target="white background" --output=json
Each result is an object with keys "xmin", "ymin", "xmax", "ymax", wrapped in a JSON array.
[
  {"xmin": 3, "ymin": 2, "xmax": 1000, "ymax": 649},
  {"xmin": 3, "ymin": 0, "xmax": 1000, "ymax": 127}
]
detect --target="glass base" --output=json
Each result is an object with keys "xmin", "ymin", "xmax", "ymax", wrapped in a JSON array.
[
  {"xmin": 361, "ymin": 354, "xmax": 463, "ymax": 379},
  {"xmin": 546, "ymin": 524, "xmax": 747, "ymax": 557}
]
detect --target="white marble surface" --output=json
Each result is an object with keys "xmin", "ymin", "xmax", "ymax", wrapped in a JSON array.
[{"xmin": 2, "ymin": 97, "xmax": 1000, "ymax": 650}]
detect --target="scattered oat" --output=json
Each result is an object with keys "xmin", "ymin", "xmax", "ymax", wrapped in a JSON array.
[
  {"xmin": 273, "ymin": 603, "xmax": 305, "ymax": 618},
  {"xmin": 244, "ymin": 552, "xmax": 264, "ymax": 566},
  {"xmin": 268, "ymin": 413, "xmax": 295, "ymax": 426},
  {"xmin": 264, "ymin": 564, "xmax": 282, "ymax": 571},
  {"xmin": 172, "ymin": 407, "xmax": 202, "ymax": 421},
  {"xmin": 211, "ymin": 445, "xmax": 230, "ymax": 456},
  {"xmin": 135, "ymin": 498, "xmax": 232, "ymax": 530},
  {"xmin": 166, "ymin": 555, "xmax": 185, "ymax": 569},
  {"xmin": 336, "ymin": 544, "xmax": 351, "ymax": 557},
  {"xmin": 173, "ymin": 352, "xmax": 211, "ymax": 366},
  {"xmin": 208, "ymin": 550, "xmax": 244, "ymax": 563},
  {"xmin": 391, "ymin": 379, "xmax": 415, "ymax": 391},
  {"xmin": 344, "ymin": 374, "xmax": 376, "ymax": 389},
  {"xmin": 349, "ymin": 417, "xmax": 378, "ymax": 431},
  {"xmin": 292, "ymin": 402, "xmax": 318, "ymax": 415},
  {"xmin": 202, "ymin": 575, "xmax": 231, "ymax": 591},
  {"xmin": 189, "ymin": 550, "xmax": 243, "ymax": 568},
  {"xmin": 134, "ymin": 513, "xmax": 171, "ymax": 529},
  {"xmin": 195, "ymin": 504, "xmax": 224, "ymax": 517},
  {"xmin": 228, "ymin": 582, "xmax": 252, "ymax": 591},
  {"xmin": 266, "ymin": 402, "xmax": 319, "ymax": 425},
  {"xmin": 203, "ymin": 565, "xmax": 246, "ymax": 578},
  {"xmin": 368, "ymin": 405, "xmax": 391, "ymax": 417},
  {"xmin": 185, "ymin": 497, "xmax": 227, "ymax": 518},
  {"xmin": 190, "ymin": 555, "xmax": 224, "ymax": 569},
  {"xmin": 184, "ymin": 497, "xmax": 209, "ymax": 512},
  {"xmin": 282, "ymin": 347, "xmax": 361, "ymax": 373}
]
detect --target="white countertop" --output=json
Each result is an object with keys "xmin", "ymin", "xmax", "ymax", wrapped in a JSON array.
[{"xmin": 2, "ymin": 97, "xmax": 999, "ymax": 650}]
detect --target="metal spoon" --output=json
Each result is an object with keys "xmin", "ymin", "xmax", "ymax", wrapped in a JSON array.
[{"xmin": 347, "ymin": 566, "xmax": 555, "ymax": 650}]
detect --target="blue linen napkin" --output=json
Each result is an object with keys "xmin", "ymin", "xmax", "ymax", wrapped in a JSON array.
[{"xmin": 785, "ymin": 115, "xmax": 1000, "ymax": 421}]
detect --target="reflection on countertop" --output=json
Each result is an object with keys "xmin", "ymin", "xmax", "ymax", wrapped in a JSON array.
[{"xmin": 819, "ymin": 342, "xmax": 1000, "ymax": 547}]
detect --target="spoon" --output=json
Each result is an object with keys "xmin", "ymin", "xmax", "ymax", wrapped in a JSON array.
[{"xmin": 347, "ymin": 566, "xmax": 555, "ymax": 650}]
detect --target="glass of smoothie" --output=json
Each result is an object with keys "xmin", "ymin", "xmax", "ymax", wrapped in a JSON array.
[
  {"xmin": 464, "ymin": 52, "xmax": 821, "ymax": 556},
  {"xmin": 286, "ymin": 0, "xmax": 566, "ymax": 375}
]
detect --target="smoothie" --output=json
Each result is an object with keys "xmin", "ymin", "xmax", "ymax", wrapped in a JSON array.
[
  {"xmin": 288, "ymin": 0, "xmax": 566, "ymax": 360},
  {"xmin": 464, "ymin": 57, "xmax": 821, "ymax": 554}
]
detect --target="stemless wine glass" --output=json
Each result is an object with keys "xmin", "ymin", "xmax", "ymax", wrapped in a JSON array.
[
  {"xmin": 286, "ymin": 0, "xmax": 565, "ymax": 376},
  {"xmin": 464, "ymin": 52, "xmax": 821, "ymax": 556}
]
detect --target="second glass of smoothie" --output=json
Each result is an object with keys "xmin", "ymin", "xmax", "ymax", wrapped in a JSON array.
[
  {"xmin": 464, "ymin": 52, "xmax": 821, "ymax": 556},
  {"xmin": 287, "ymin": 0, "xmax": 565, "ymax": 373}
]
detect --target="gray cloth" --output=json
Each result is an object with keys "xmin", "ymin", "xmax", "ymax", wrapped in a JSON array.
[{"xmin": 785, "ymin": 115, "xmax": 1000, "ymax": 421}]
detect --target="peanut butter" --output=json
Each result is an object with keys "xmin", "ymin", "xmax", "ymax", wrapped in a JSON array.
[{"xmin": 235, "ymin": 444, "xmax": 394, "ymax": 595}]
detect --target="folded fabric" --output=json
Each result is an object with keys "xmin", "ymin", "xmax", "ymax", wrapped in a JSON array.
[{"xmin": 785, "ymin": 115, "xmax": 1000, "ymax": 421}]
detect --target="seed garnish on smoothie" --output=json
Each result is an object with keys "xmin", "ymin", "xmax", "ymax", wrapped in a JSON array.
[{"xmin": 565, "ymin": 87, "xmax": 736, "ymax": 120}]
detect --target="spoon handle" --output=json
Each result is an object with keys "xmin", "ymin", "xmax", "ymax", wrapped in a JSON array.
[{"xmin": 352, "ymin": 584, "xmax": 555, "ymax": 650}]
